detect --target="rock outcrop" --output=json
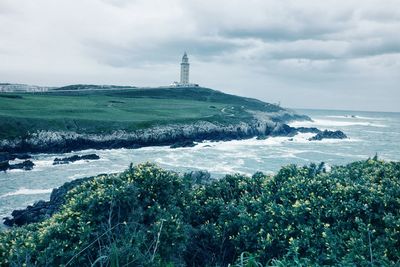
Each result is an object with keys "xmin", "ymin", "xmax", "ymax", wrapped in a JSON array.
[
  {"xmin": 0, "ymin": 119, "xmax": 348, "ymax": 155},
  {"xmin": 53, "ymin": 154, "xmax": 100, "ymax": 165},
  {"xmin": 0, "ymin": 152, "xmax": 31, "ymax": 161},
  {"xmin": 0, "ymin": 161, "xmax": 9, "ymax": 172},
  {"xmin": 3, "ymin": 176, "xmax": 94, "ymax": 227},
  {"xmin": 8, "ymin": 160, "xmax": 35, "ymax": 171},
  {"xmin": 0, "ymin": 159, "xmax": 35, "ymax": 172},
  {"xmin": 309, "ymin": 130, "xmax": 347, "ymax": 141},
  {"xmin": 0, "ymin": 152, "xmax": 34, "ymax": 171},
  {"xmin": 170, "ymin": 140, "xmax": 197, "ymax": 148}
]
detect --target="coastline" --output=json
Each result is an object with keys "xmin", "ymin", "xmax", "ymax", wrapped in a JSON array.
[{"xmin": 0, "ymin": 115, "xmax": 313, "ymax": 154}]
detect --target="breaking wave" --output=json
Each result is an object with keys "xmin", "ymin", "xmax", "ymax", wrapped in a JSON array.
[
  {"xmin": 289, "ymin": 119, "xmax": 386, "ymax": 128},
  {"xmin": 1, "ymin": 188, "xmax": 52, "ymax": 198}
]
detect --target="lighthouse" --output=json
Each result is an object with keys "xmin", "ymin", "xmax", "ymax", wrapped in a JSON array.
[
  {"xmin": 180, "ymin": 52, "xmax": 189, "ymax": 84},
  {"xmin": 170, "ymin": 52, "xmax": 198, "ymax": 87}
]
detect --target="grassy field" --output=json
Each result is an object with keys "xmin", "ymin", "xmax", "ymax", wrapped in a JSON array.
[{"xmin": 0, "ymin": 86, "xmax": 282, "ymax": 139}]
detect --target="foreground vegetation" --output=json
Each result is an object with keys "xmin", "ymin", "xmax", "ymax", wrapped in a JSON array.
[
  {"xmin": 1, "ymin": 158, "xmax": 399, "ymax": 266},
  {"xmin": 0, "ymin": 86, "xmax": 283, "ymax": 139}
]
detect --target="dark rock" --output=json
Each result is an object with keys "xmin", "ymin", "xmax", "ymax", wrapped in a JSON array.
[
  {"xmin": 271, "ymin": 124, "xmax": 298, "ymax": 137},
  {"xmin": 296, "ymin": 127, "xmax": 320, "ymax": 134},
  {"xmin": 256, "ymin": 135, "xmax": 268, "ymax": 140},
  {"xmin": 53, "ymin": 153, "xmax": 100, "ymax": 165},
  {"xmin": 1, "ymin": 160, "xmax": 34, "ymax": 171},
  {"xmin": 309, "ymin": 130, "xmax": 347, "ymax": 141},
  {"xmin": 13, "ymin": 153, "xmax": 31, "ymax": 160},
  {"xmin": 0, "ymin": 152, "xmax": 31, "ymax": 161},
  {"xmin": 170, "ymin": 140, "xmax": 197, "ymax": 149},
  {"xmin": 0, "ymin": 161, "xmax": 10, "ymax": 171},
  {"xmin": 3, "ymin": 200, "xmax": 50, "ymax": 227},
  {"xmin": 8, "ymin": 160, "xmax": 35, "ymax": 171},
  {"xmin": 0, "ymin": 152, "xmax": 11, "ymax": 162},
  {"xmin": 269, "ymin": 126, "xmax": 347, "ymax": 142},
  {"xmin": 3, "ymin": 176, "xmax": 94, "ymax": 227}
]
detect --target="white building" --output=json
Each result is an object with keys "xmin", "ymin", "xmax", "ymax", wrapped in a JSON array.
[
  {"xmin": 180, "ymin": 52, "xmax": 190, "ymax": 84},
  {"xmin": 0, "ymin": 83, "xmax": 51, "ymax": 92}
]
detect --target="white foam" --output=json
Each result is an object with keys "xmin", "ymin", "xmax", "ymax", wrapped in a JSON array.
[
  {"xmin": 32, "ymin": 159, "xmax": 54, "ymax": 170},
  {"xmin": 201, "ymin": 136, "xmax": 288, "ymax": 149},
  {"xmin": 68, "ymin": 173, "xmax": 85, "ymax": 180},
  {"xmin": 326, "ymin": 115, "xmax": 356, "ymax": 119},
  {"xmin": 8, "ymin": 159, "xmax": 26, "ymax": 165},
  {"xmin": 197, "ymin": 132, "xmax": 354, "ymax": 150},
  {"xmin": 309, "ymin": 137, "xmax": 361, "ymax": 144},
  {"xmin": 289, "ymin": 119, "xmax": 386, "ymax": 128},
  {"xmin": 1, "ymin": 188, "xmax": 52, "ymax": 198},
  {"xmin": 326, "ymin": 115, "xmax": 389, "ymax": 121},
  {"xmin": 6, "ymin": 169, "xmax": 25, "ymax": 173},
  {"xmin": 136, "ymin": 146, "xmax": 170, "ymax": 151},
  {"xmin": 289, "ymin": 132, "xmax": 315, "ymax": 143},
  {"xmin": 310, "ymin": 150, "xmax": 368, "ymax": 158}
]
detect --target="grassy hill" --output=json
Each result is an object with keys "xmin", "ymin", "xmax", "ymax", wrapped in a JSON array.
[{"xmin": 0, "ymin": 86, "xmax": 285, "ymax": 140}]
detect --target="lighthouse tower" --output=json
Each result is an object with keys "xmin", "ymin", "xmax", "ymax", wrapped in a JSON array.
[{"xmin": 180, "ymin": 52, "xmax": 189, "ymax": 84}]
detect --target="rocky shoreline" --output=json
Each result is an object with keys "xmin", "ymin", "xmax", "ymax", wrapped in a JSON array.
[
  {"xmin": 0, "ymin": 114, "xmax": 344, "ymax": 155},
  {"xmin": 3, "ymin": 176, "xmax": 95, "ymax": 226},
  {"xmin": 0, "ymin": 121, "xmax": 288, "ymax": 154},
  {"xmin": 0, "ymin": 119, "xmax": 347, "ymax": 173},
  {"xmin": 0, "ymin": 113, "xmax": 348, "ymax": 226},
  {"xmin": 0, "ymin": 152, "xmax": 35, "ymax": 171}
]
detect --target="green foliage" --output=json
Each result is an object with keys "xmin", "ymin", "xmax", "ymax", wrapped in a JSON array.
[{"xmin": 1, "ymin": 159, "xmax": 400, "ymax": 266}]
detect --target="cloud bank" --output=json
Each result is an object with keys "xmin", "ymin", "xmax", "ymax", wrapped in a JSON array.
[{"xmin": 0, "ymin": 0, "xmax": 399, "ymax": 111}]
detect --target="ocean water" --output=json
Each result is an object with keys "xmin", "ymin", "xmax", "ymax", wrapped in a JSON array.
[{"xmin": 1, "ymin": 109, "xmax": 400, "ymax": 226}]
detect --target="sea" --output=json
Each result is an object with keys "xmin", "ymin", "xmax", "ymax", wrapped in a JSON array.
[{"xmin": 1, "ymin": 109, "xmax": 400, "ymax": 228}]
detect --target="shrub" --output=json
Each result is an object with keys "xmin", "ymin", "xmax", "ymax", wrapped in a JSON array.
[{"xmin": 0, "ymin": 159, "xmax": 399, "ymax": 266}]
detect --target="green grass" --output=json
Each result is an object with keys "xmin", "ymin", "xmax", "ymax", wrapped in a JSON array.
[{"xmin": 0, "ymin": 87, "xmax": 282, "ymax": 139}]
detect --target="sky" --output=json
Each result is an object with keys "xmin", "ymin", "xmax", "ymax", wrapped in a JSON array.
[{"xmin": 0, "ymin": 0, "xmax": 399, "ymax": 112}]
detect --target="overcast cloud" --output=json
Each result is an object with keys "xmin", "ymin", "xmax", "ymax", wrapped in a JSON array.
[{"xmin": 0, "ymin": 0, "xmax": 399, "ymax": 111}]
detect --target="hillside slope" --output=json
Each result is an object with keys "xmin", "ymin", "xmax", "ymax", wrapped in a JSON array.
[{"xmin": 0, "ymin": 86, "xmax": 308, "ymax": 153}]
